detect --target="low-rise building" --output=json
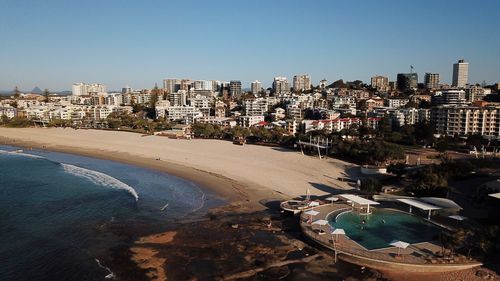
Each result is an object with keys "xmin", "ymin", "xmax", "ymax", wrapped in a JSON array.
[
  {"xmin": 196, "ymin": 117, "xmax": 237, "ymax": 128},
  {"xmin": 303, "ymin": 117, "xmax": 380, "ymax": 133},
  {"xmin": 0, "ymin": 106, "xmax": 17, "ymax": 119},
  {"xmin": 164, "ymin": 106, "xmax": 202, "ymax": 124},
  {"xmin": 386, "ymin": 98, "xmax": 410, "ymax": 108},
  {"xmin": 239, "ymin": 115, "xmax": 265, "ymax": 128}
]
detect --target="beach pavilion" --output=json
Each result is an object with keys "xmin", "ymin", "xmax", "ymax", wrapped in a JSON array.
[
  {"xmin": 339, "ymin": 194, "xmax": 379, "ymax": 215},
  {"xmin": 397, "ymin": 198, "xmax": 441, "ymax": 220}
]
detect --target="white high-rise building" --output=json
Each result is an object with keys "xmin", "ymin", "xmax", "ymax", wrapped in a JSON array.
[
  {"xmin": 163, "ymin": 78, "xmax": 182, "ymax": 93},
  {"xmin": 251, "ymin": 80, "xmax": 262, "ymax": 95},
  {"xmin": 273, "ymin": 77, "xmax": 290, "ymax": 95},
  {"xmin": 452, "ymin": 59, "xmax": 469, "ymax": 88},
  {"xmin": 72, "ymin": 83, "xmax": 107, "ymax": 96},
  {"xmin": 193, "ymin": 80, "xmax": 213, "ymax": 91},
  {"xmin": 293, "ymin": 74, "xmax": 311, "ymax": 92}
]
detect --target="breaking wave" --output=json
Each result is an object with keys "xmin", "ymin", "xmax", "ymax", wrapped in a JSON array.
[
  {"xmin": 0, "ymin": 149, "xmax": 45, "ymax": 159},
  {"xmin": 61, "ymin": 163, "xmax": 139, "ymax": 201}
]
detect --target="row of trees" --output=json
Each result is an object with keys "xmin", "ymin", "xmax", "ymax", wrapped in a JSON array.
[
  {"xmin": 106, "ymin": 112, "xmax": 171, "ymax": 132},
  {"xmin": 0, "ymin": 116, "xmax": 32, "ymax": 127},
  {"xmin": 388, "ymin": 157, "xmax": 496, "ymax": 197},
  {"xmin": 191, "ymin": 123, "xmax": 295, "ymax": 145},
  {"xmin": 439, "ymin": 224, "xmax": 499, "ymax": 259},
  {"xmin": 192, "ymin": 123, "xmax": 405, "ymax": 165}
]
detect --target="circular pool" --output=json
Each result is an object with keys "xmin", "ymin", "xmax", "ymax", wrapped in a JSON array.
[{"xmin": 327, "ymin": 209, "xmax": 441, "ymax": 250}]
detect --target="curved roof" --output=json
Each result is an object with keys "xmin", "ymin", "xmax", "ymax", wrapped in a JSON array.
[
  {"xmin": 397, "ymin": 198, "xmax": 441, "ymax": 211},
  {"xmin": 420, "ymin": 197, "xmax": 462, "ymax": 210}
]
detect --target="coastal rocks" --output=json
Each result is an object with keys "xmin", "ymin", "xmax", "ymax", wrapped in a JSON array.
[
  {"xmin": 130, "ymin": 231, "xmax": 177, "ymax": 281},
  {"xmin": 476, "ymin": 270, "xmax": 496, "ymax": 280}
]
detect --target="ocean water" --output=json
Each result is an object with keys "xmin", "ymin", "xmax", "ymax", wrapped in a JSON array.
[{"xmin": 0, "ymin": 146, "xmax": 222, "ymax": 281}]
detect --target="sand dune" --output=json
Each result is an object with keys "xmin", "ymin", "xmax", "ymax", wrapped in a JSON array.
[{"xmin": 0, "ymin": 128, "xmax": 358, "ymax": 199}]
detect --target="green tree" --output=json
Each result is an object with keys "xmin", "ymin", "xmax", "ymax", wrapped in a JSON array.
[
  {"xmin": 192, "ymin": 123, "xmax": 216, "ymax": 138},
  {"xmin": 360, "ymin": 178, "xmax": 382, "ymax": 194},
  {"xmin": 43, "ymin": 89, "xmax": 50, "ymax": 103},
  {"xmin": 435, "ymin": 139, "xmax": 448, "ymax": 152},
  {"xmin": 407, "ymin": 165, "xmax": 448, "ymax": 197},
  {"xmin": 13, "ymin": 86, "xmax": 20, "ymax": 99},
  {"xmin": 230, "ymin": 126, "xmax": 250, "ymax": 139},
  {"xmin": 466, "ymin": 134, "xmax": 484, "ymax": 148},
  {"xmin": 414, "ymin": 122, "xmax": 435, "ymax": 146},
  {"xmin": 387, "ymin": 162, "xmax": 407, "ymax": 177}
]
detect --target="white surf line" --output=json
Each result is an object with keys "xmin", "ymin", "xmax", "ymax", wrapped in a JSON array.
[
  {"xmin": 95, "ymin": 258, "xmax": 116, "ymax": 280},
  {"xmin": 160, "ymin": 203, "xmax": 169, "ymax": 211},
  {"xmin": 0, "ymin": 149, "xmax": 45, "ymax": 159},
  {"xmin": 190, "ymin": 184, "xmax": 207, "ymax": 214},
  {"xmin": 61, "ymin": 163, "xmax": 139, "ymax": 201}
]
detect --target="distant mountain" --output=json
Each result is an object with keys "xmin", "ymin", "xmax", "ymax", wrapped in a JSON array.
[{"xmin": 31, "ymin": 87, "xmax": 43, "ymax": 94}]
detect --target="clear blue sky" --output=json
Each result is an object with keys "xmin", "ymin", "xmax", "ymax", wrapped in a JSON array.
[{"xmin": 1, "ymin": 0, "xmax": 499, "ymax": 91}]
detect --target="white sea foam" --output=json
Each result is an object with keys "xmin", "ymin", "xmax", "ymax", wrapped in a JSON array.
[
  {"xmin": 0, "ymin": 149, "xmax": 45, "ymax": 159},
  {"xmin": 62, "ymin": 163, "xmax": 139, "ymax": 201},
  {"xmin": 95, "ymin": 258, "xmax": 116, "ymax": 280},
  {"xmin": 189, "ymin": 182, "xmax": 206, "ymax": 214}
]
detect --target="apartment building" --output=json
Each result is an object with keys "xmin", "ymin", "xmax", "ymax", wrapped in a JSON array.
[{"xmin": 431, "ymin": 105, "xmax": 500, "ymax": 139}]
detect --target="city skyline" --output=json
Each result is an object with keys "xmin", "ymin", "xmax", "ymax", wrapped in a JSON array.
[{"xmin": 1, "ymin": 0, "xmax": 499, "ymax": 91}]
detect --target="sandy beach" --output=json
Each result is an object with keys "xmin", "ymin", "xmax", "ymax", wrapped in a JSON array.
[{"xmin": 0, "ymin": 127, "xmax": 357, "ymax": 206}]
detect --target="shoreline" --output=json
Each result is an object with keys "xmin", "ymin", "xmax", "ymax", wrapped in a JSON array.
[
  {"xmin": 0, "ymin": 128, "xmax": 364, "ymax": 280},
  {"xmin": 1, "ymin": 128, "xmax": 497, "ymax": 280},
  {"xmin": 0, "ymin": 134, "xmax": 286, "ymax": 280},
  {"xmin": 0, "ymin": 135, "xmax": 283, "ymax": 211}
]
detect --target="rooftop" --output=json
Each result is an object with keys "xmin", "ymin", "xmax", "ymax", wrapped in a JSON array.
[
  {"xmin": 397, "ymin": 198, "xmax": 441, "ymax": 211},
  {"xmin": 339, "ymin": 194, "xmax": 380, "ymax": 206}
]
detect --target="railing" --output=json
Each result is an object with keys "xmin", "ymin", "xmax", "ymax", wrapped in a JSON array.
[{"xmin": 300, "ymin": 204, "xmax": 479, "ymax": 266}]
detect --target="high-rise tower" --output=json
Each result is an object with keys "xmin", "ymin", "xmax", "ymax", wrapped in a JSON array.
[{"xmin": 452, "ymin": 59, "xmax": 469, "ymax": 88}]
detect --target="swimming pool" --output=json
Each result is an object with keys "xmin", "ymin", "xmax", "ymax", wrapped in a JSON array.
[{"xmin": 327, "ymin": 209, "xmax": 441, "ymax": 250}]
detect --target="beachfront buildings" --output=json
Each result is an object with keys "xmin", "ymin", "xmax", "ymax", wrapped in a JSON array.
[
  {"xmin": 375, "ymin": 107, "xmax": 430, "ymax": 128},
  {"xmin": 303, "ymin": 117, "xmax": 381, "ymax": 133},
  {"xmin": 5, "ymin": 60, "xmax": 499, "ymax": 141},
  {"xmin": 239, "ymin": 115, "xmax": 265, "ymax": 128},
  {"xmin": 431, "ymin": 105, "xmax": 500, "ymax": 139},
  {"xmin": 159, "ymin": 106, "xmax": 202, "ymax": 124}
]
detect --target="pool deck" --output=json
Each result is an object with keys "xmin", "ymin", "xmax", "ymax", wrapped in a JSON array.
[{"xmin": 300, "ymin": 203, "xmax": 482, "ymax": 272}]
